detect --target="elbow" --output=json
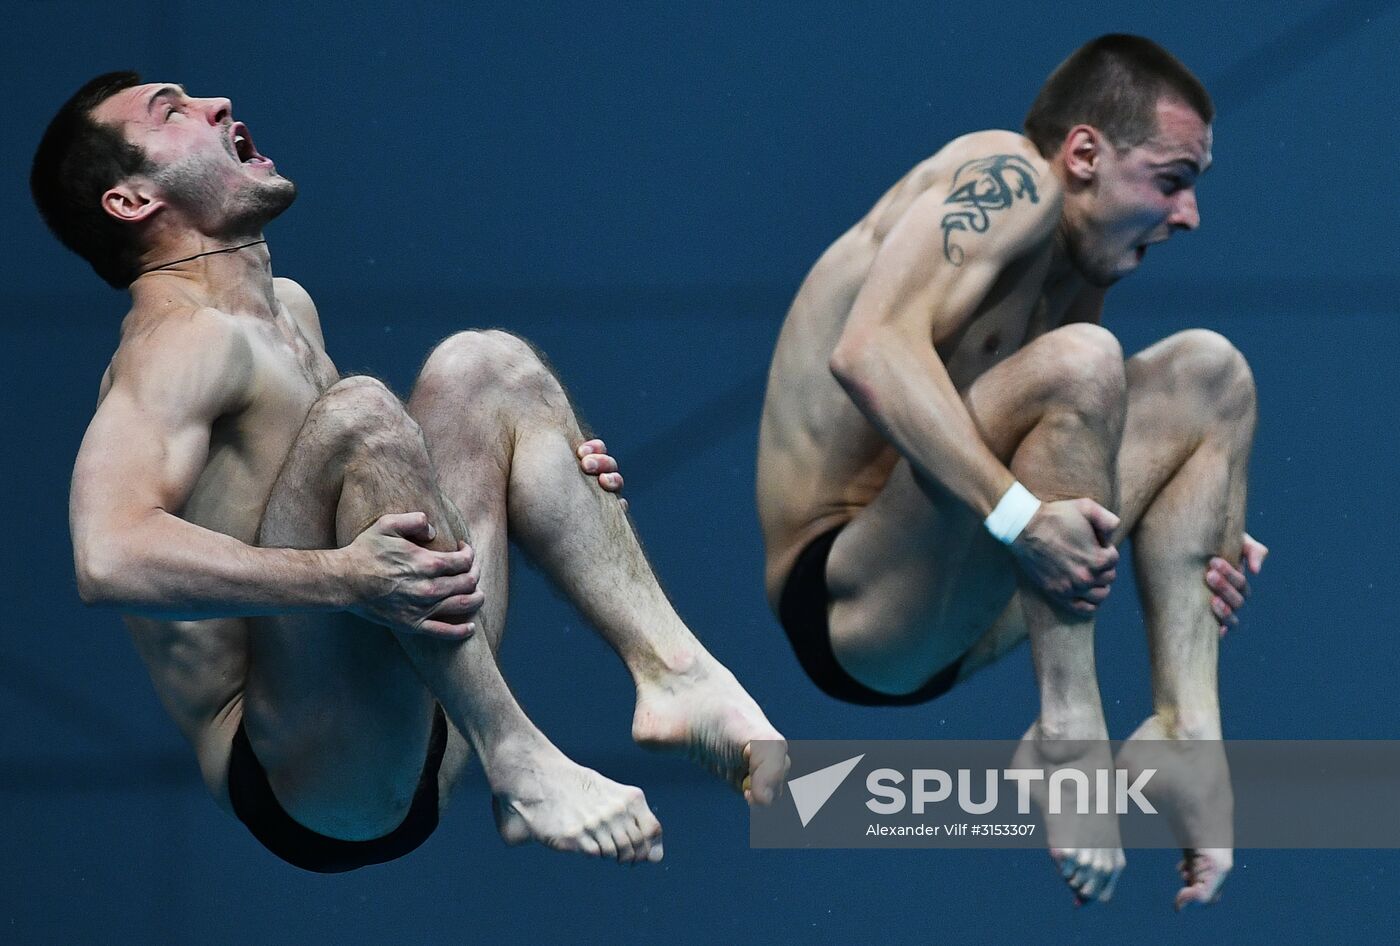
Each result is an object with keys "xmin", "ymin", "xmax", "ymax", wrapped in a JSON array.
[
  {"xmin": 74, "ymin": 540, "xmax": 130, "ymax": 606},
  {"xmin": 827, "ymin": 340, "xmax": 857, "ymax": 386},
  {"xmin": 829, "ymin": 333, "xmax": 880, "ymax": 411}
]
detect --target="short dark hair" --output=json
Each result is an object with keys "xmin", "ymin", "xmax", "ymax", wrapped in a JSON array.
[
  {"xmin": 31, "ymin": 71, "xmax": 151, "ymax": 289},
  {"xmin": 1023, "ymin": 35, "xmax": 1213, "ymax": 158}
]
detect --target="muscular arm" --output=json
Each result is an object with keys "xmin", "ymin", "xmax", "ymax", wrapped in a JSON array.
[
  {"xmin": 71, "ymin": 311, "xmax": 357, "ymax": 618},
  {"xmin": 829, "ymin": 142, "xmax": 1058, "ymax": 518}
]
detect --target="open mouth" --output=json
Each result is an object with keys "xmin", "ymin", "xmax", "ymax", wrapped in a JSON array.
[
  {"xmin": 230, "ymin": 122, "xmax": 269, "ymax": 166},
  {"xmin": 1135, "ymin": 234, "xmax": 1171, "ymax": 262}
]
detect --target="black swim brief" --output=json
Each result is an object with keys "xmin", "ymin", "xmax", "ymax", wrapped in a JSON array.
[
  {"xmin": 227, "ymin": 704, "xmax": 448, "ymax": 873},
  {"xmin": 777, "ymin": 527, "xmax": 966, "ymax": 706}
]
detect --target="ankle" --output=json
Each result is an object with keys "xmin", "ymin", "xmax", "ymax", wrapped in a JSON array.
[
  {"xmin": 477, "ymin": 721, "xmax": 552, "ymax": 776},
  {"xmin": 631, "ymin": 642, "xmax": 707, "ymax": 687},
  {"xmin": 1034, "ymin": 709, "xmax": 1106, "ymax": 744},
  {"xmin": 1149, "ymin": 707, "xmax": 1221, "ymax": 742}
]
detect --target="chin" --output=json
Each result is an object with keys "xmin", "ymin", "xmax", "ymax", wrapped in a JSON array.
[
  {"xmin": 1064, "ymin": 233, "xmax": 1123, "ymax": 288},
  {"xmin": 1074, "ymin": 259, "xmax": 1124, "ymax": 289},
  {"xmin": 264, "ymin": 177, "xmax": 298, "ymax": 217},
  {"xmin": 233, "ymin": 176, "xmax": 298, "ymax": 228}
]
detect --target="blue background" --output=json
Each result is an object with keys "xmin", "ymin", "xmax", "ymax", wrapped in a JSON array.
[{"xmin": 3, "ymin": 1, "xmax": 1397, "ymax": 942}]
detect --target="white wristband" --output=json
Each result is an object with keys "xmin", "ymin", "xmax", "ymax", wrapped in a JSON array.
[{"xmin": 984, "ymin": 481, "xmax": 1041, "ymax": 545}]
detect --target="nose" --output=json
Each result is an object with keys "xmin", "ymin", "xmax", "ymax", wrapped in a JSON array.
[
  {"xmin": 198, "ymin": 96, "xmax": 232, "ymax": 126},
  {"xmin": 1169, "ymin": 188, "xmax": 1200, "ymax": 232}
]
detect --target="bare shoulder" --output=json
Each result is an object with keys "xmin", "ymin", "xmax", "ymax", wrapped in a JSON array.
[
  {"xmin": 931, "ymin": 131, "xmax": 1058, "ymax": 220},
  {"xmin": 929, "ymin": 130, "xmax": 1048, "ymax": 178},
  {"xmin": 273, "ymin": 276, "xmax": 315, "ymax": 314},
  {"xmin": 273, "ymin": 276, "xmax": 325, "ymax": 346},
  {"xmin": 940, "ymin": 129, "xmax": 1045, "ymax": 164},
  {"xmin": 890, "ymin": 130, "xmax": 1060, "ymax": 265},
  {"xmin": 107, "ymin": 305, "xmax": 256, "ymax": 419},
  {"xmin": 865, "ymin": 131, "xmax": 1058, "ymax": 255}
]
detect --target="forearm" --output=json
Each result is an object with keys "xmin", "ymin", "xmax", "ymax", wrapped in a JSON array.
[
  {"xmin": 831, "ymin": 330, "xmax": 1014, "ymax": 517},
  {"xmin": 75, "ymin": 511, "xmax": 353, "ymax": 618}
]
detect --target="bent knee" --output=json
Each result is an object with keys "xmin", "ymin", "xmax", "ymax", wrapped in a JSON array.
[
  {"xmin": 310, "ymin": 376, "xmax": 418, "ymax": 442},
  {"xmin": 417, "ymin": 329, "xmax": 560, "ymax": 404},
  {"xmin": 1168, "ymin": 328, "xmax": 1255, "ymax": 404},
  {"xmin": 316, "ymin": 375, "xmax": 402, "ymax": 414},
  {"xmin": 1035, "ymin": 323, "xmax": 1127, "ymax": 416},
  {"xmin": 1141, "ymin": 329, "xmax": 1256, "ymax": 417}
]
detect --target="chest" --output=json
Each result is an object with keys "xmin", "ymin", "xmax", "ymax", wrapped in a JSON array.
[
  {"xmin": 183, "ymin": 317, "xmax": 338, "ymax": 539},
  {"xmin": 934, "ymin": 242, "xmax": 1071, "ymax": 390},
  {"xmin": 246, "ymin": 315, "xmax": 339, "ymax": 419},
  {"xmin": 938, "ymin": 286, "xmax": 1049, "ymax": 391}
]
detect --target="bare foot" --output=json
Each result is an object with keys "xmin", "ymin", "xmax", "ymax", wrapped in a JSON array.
[
  {"xmin": 632, "ymin": 652, "xmax": 789, "ymax": 804},
  {"xmin": 486, "ymin": 735, "xmax": 663, "ymax": 863},
  {"xmin": 1176, "ymin": 848, "xmax": 1232, "ymax": 909},
  {"xmin": 1117, "ymin": 714, "xmax": 1233, "ymax": 909},
  {"xmin": 1013, "ymin": 720, "xmax": 1125, "ymax": 905}
]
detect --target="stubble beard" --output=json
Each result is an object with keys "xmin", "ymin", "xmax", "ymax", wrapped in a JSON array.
[
  {"xmin": 234, "ymin": 173, "xmax": 298, "ymax": 229},
  {"xmin": 154, "ymin": 155, "xmax": 298, "ymax": 236},
  {"xmin": 1063, "ymin": 226, "xmax": 1122, "ymax": 289}
]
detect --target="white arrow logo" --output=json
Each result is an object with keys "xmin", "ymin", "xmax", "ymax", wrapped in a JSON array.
[{"xmin": 788, "ymin": 754, "xmax": 865, "ymax": 827}]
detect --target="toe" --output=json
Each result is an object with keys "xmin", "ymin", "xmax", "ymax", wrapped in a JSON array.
[
  {"xmin": 1069, "ymin": 860, "xmax": 1092, "ymax": 894},
  {"xmin": 610, "ymin": 817, "xmax": 641, "ymax": 865},
  {"xmin": 1101, "ymin": 869, "xmax": 1120, "ymax": 903},
  {"xmin": 1082, "ymin": 858, "xmax": 1113, "ymax": 901},
  {"xmin": 619, "ymin": 814, "xmax": 649, "ymax": 865},
  {"xmin": 746, "ymin": 738, "xmax": 790, "ymax": 806},
  {"xmin": 1176, "ymin": 883, "xmax": 1208, "ymax": 911},
  {"xmin": 629, "ymin": 793, "xmax": 664, "ymax": 861},
  {"xmin": 574, "ymin": 833, "xmax": 602, "ymax": 858},
  {"xmin": 592, "ymin": 826, "xmax": 620, "ymax": 862}
]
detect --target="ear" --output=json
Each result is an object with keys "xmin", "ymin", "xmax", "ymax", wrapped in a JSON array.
[
  {"xmin": 1061, "ymin": 125, "xmax": 1104, "ymax": 184},
  {"xmin": 100, "ymin": 181, "xmax": 165, "ymax": 225}
]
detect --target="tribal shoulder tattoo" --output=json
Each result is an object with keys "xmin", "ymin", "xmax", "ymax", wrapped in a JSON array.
[{"xmin": 939, "ymin": 154, "xmax": 1040, "ymax": 265}]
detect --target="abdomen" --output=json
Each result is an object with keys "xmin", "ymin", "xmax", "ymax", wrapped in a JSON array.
[{"xmin": 756, "ymin": 229, "xmax": 898, "ymax": 603}]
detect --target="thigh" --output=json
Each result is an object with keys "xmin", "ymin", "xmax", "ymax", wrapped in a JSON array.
[
  {"xmin": 823, "ymin": 332, "xmax": 1078, "ymax": 694},
  {"xmin": 1114, "ymin": 330, "xmax": 1235, "ymax": 538},
  {"xmin": 406, "ymin": 334, "xmax": 520, "ymax": 654},
  {"xmin": 243, "ymin": 384, "xmax": 440, "ymax": 838},
  {"xmin": 824, "ymin": 456, "xmax": 1017, "ymax": 693}
]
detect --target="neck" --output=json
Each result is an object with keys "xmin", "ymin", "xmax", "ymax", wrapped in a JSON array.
[
  {"xmin": 1043, "ymin": 161, "xmax": 1096, "ymax": 302},
  {"xmin": 129, "ymin": 233, "xmax": 278, "ymax": 318},
  {"xmin": 1044, "ymin": 225, "xmax": 1087, "ymax": 301}
]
